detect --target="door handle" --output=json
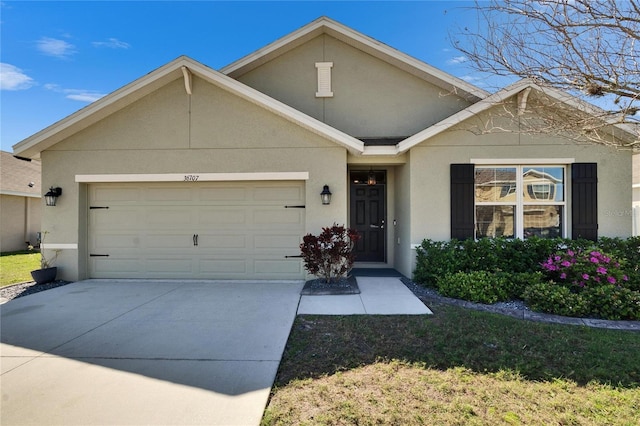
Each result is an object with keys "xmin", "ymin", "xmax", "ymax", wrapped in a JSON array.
[
  {"xmin": 193, "ymin": 234, "xmax": 198, "ymax": 246},
  {"xmin": 370, "ymin": 220, "xmax": 385, "ymax": 229}
]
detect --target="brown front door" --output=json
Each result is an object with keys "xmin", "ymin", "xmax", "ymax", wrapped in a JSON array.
[{"xmin": 350, "ymin": 171, "xmax": 386, "ymax": 262}]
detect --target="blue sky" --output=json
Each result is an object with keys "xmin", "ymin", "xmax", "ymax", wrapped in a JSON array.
[{"xmin": 1, "ymin": 0, "xmax": 496, "ymax": 153}]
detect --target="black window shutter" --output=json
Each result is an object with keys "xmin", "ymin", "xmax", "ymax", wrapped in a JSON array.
[
  {"xmin": 450, "ymin": 164, "xmax": 475, "ymax": 240},
  {"xmin": 571, "ymin": 163, "xmax": 598, "ymax": 241}
]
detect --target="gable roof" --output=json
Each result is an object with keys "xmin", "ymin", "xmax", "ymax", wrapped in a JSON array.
[
  {"xmin": 13, "ymin": 56, "xmax": 365, "ymax": 159},
  {"xmin": 396, "ymin": 79, "xmax": 639, "ymax": 154},
  {"xmin": 0, "ymin": 151, "xmax": 41, "ymax": 197},
  {"xmin": 221, "ymin": 16, "xmax": 489, "ymax": 103}
]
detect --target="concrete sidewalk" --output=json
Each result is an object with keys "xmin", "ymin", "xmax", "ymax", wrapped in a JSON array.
[{"xmin": 297, "ymin": 276, "xmax": 433, "ymax": 315}]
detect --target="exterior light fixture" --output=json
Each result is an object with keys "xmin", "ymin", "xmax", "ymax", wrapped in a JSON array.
[
  {"xmin": 44, "ymin": 187, "xmax": 62, "ymax": 207},
  {"xmin": 320, "ymin": 185, "xmax": 332, "ymax": 205},
  {"xmin": 367, "ymin": 169, "xmax": 377, "ymax": 186}
]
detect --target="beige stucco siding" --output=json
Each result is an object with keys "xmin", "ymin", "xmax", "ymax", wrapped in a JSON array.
[
  {"xmin": 0, "ymin": 195, "xmax": 41, "ymax": 252},
  {"xmin": 237, "ymin": 34, "xmax": 471, "ymax": 138},
  {"xmin": 393, "ymin": 160, "xmax": 412, "ymax": 278},
  {"xmin": 41, "ymin": 76, "xmax": 349, "ymax": 281},
  {"xmin": 409, "ymin": 128, "xmax": 632, "ymax": 245}
]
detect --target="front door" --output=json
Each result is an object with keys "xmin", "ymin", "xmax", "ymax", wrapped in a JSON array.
[{"xmin": 350, "ymin": 171, "xmax": 386, "ymax": 262}]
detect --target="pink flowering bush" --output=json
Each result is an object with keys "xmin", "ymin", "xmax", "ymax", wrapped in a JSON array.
[
  {"xmin": 300, "ymin": 224, "xmax": 360, "ymax": 283},
  {"xmin": 541, "ymin": 249, "xmax": 629, "ymax": 289}
]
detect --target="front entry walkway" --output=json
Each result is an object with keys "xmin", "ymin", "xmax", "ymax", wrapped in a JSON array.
[{"xmin": 297, "ymin": 276, "xmax": 433, "ymax": 315}]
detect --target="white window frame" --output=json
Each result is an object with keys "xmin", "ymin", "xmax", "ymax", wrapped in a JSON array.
[{"xmin": 475, "ymin": 164, "xmax": 567, "ymax": 239}]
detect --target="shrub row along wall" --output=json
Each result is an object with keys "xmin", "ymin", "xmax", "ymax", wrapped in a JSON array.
[{"xmin": 413, "ymin": 237, "xmax": 640, "ymax": 320}]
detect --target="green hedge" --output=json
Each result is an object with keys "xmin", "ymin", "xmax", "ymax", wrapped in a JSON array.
[{"xmin": 413, "ymin": 237, "xmax": 640, "ymax": 321}]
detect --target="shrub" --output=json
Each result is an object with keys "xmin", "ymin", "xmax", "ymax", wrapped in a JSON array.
[
  {"xmin": 523, "ymin": 282, "xmax": 590, "ymax": 318},
  {"xmin": 541, "ymin": 249, "xmax": 630, "ymax": 290},
  {"xmin": 436, "ymin": 271, "xmax": 510, "ymax": 304},
  {"xmin": 413, "ymin": 239, "xmax": 464, "ymax": 286},
  {"xmin": 300, "ymin": 224, "xmax": 360, "ymax": 283},
  {"xmin": 583, "ymin": 285, "xmax": 640, "ymax": 321},
  {"xmin": 502, "ymin": 271, "xmax": 545, "ymax": 299}
]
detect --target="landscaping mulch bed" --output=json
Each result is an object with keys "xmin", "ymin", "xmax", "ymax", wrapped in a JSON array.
[
  {"xmin": 300, "ymin": 275, "xmax": 360, "ymax": 295},
  {"xmin": 0, "ymin": 280, "xmax": 71, "ymax": 302}
]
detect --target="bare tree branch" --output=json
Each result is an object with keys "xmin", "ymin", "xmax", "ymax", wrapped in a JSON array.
[{"xmin": 453, "ymin": 0, "xmax": 639, "ymax": 148}]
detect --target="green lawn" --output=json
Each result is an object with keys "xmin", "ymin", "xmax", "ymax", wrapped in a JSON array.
[
  {"xmin": 262, "ymin": 302, "xmax": 640, "ymax": 425},
  {"xmin": 0, "ymin": 251, "xmax": 39, "ymax": 287}
]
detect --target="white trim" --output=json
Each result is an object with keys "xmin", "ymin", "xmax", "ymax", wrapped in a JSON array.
[
  {"xmin": 13, "ymin": 57, "xmax": 365, "ymax": 158},
  {"xmin": 362, "ymin": 145, "xmax": 400, "ymax": 156},
  {"xmin": 633, "ymin": 183, "xmax": 640, "ymax": 189},
  {"xmin": 41, "ymin": 243, "xmax": 77, "ymax": 250},
  {"xmin": 0, "ymin": 190, "xmax": 41, "ymax": 198},
  {"xmin": 471, "ymin": 158, "xmax": 575, "ymax": 165},
  {"xmin": 75, "ymin": 172, "xmax": 310, "ymax": 183}
]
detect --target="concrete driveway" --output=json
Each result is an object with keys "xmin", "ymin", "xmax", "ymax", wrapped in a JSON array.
[{"xmin": 1, "ymin": 279, "xmax": 303, "ymax": 426}]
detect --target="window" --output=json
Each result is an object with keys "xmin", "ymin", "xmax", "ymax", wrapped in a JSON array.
[{"xmin": 475, "ymin": 165, "xmax": 566, "ymax": 239}]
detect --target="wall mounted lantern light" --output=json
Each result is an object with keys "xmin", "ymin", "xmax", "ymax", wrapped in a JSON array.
[
  {"xmin": 367, "ymin": 169, "xmax": 377, "ymax": 186},
  {"xmin": 320, "ymin": 185, "xmax": 332, "ymax": 205},
  {"xmin": 44, "ymin": 187, "xmax": 62, "ymax": 207}
]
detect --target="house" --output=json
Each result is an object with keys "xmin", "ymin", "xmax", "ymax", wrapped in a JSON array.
[
  {"xmin": 0, "ymin": 151, "xmax": 42, "ymax": 252},
  {"xmin": 12, "ymin": 17, "xmax": 634, "ymax": 281}
]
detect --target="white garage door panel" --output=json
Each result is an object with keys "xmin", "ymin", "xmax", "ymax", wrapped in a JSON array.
[{"xmin": 88, "ymin": 182, "xmax": 305, "ymax": 279}]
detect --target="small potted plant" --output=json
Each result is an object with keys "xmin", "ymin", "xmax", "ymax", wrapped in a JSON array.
[{"xmin": 29, "ymin": 232, "xmax": 60, "ymax": 284}]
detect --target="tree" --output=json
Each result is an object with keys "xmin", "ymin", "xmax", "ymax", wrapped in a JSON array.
[{"xmin": 454, "ymin": 0, "xmax": 639, "ymax": 149}]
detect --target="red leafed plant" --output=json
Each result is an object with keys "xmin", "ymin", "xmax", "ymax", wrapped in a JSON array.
[{"xmin": 300, "ymin": 224, "xmax": 360, "ymax": 283}]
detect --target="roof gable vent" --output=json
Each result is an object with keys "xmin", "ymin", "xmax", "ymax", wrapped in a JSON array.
[{"xmin": 315, "ymin": 62, "xmax": 334, "ymax": 97}]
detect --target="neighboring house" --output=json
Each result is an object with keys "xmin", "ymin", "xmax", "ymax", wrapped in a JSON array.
[
  {"xmin": 634, "ymin": 153, "xmax": 640, "ymax": 236},
  {"xmin": 0, "ymin": 151, "xmax": 42, "ymax": 252},
  {"xmin": 12, "ymin": 17, "xmax": 634, "ymax": 281}
]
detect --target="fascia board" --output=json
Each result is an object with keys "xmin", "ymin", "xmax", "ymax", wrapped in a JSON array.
[
  {"xmin": 12, "ymin": 58, "xmax": 188, "ymax": 159},
  {"xmin": 221, "ymin": 18, "xmax": 326, "ymax": 76},
  {"xmin": 362, "ymin": 145, "xmax": 400, "ymax": 156},
  {"xmin": 187, "ymin": 61, "xmax": 364, "ymax": 154},
  {"xmin": 398, "ymin": 79, "xmax": 639, "ymax": 153},
  {"xmin": 0, "ymin": 190, "xmax": 41, "ymax": 198},
  {"xmin": 398, "ymin": 83, "xmax": 525, "ymax": 153},
  {"xmin": 221, "ymin": 17, "xmax": 488, "ymax": 102},
  {"xmin": 13, "ymin": 56, "xmax": 364, "ymax": 158},
  {"xmin": 320, "ymin": 21, "xmax": 489, "ymax": 102}
]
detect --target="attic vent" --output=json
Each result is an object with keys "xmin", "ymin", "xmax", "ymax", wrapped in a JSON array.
[{"xmin": 315, "ymin": 62, "xmax": 334, "ymax": 98}]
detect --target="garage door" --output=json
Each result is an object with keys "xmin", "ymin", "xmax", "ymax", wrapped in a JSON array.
[{"xmin": 88, "ymin": 181, "xmax": 305, "ymax": 279}]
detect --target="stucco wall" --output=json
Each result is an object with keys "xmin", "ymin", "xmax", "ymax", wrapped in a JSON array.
[
  {"xmin": 409, "ymin": 107, "xmax": 633, "ymax": 247},
  {"xmin": 42, "ymin": 76, "xmax": 349, "ymax": 281},
  {"xmin": 0, "ymin": 195, "xmax": 41, "ymax": 252},
  {"xmin": 237, "ymin": 34, "xmax": 471, "ymax": 138}
]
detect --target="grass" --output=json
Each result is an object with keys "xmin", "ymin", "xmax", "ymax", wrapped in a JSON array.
[
  {"xmin": 0, "ymin": 251, "xmax": 39, "ymax": 287},
  {"xmin": 262, "ymin": 301, "xmax": 640, "ymax": 425}
]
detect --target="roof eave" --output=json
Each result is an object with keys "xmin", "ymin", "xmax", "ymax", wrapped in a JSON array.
[
  {"xmin": 13, "ymin": 56, "xmax": 365, "ymax": 159},
  {"xmin": 221, "ymin": 17, "xmax": 488, "ymax": 103}
]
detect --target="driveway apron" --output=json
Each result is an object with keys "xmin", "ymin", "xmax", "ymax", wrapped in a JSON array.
[{"xmin": 1, "ymin": 279, "xmax": 303, "ymax": 426}]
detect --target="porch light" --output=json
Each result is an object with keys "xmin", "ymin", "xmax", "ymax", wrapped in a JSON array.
[
  {"xmin": 367, "ymin": 169, "xmax": 377, "ymax": 186},
  {"xmin": 44, "ymin": 187, "xmax": 62, "ymax": 207},
  {"xmin": 320, "ymin": 185, "xmax": 332, "ymax": 205}
]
